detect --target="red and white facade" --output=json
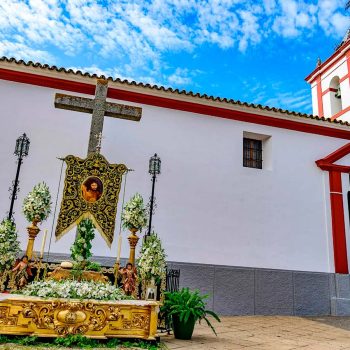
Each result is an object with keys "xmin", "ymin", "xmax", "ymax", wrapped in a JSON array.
[
  {"xmin": 1, "ymin": 59, "xmax": 350, "ymax": 276},
  {"xmin": 306, "ymin": 35, "xmax": 350, "ymax": 122}
]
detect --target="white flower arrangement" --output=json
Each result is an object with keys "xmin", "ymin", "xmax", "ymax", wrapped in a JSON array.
[
  {"xmin": 137, "ymin": 232, "xmax": 166, "ymax": 283},
  {"xmin": 20, "ymin": 280, "xmax": 130, "ymax": 301},
  {"xmin": 22, "ymin": 182, "xmax": 52, "ymax": 223},
  {"xmin": 121, "ymin": 193, "xmax": 148, "ymax": 231},
  {"xmin": 0, "ymin": 219, "xmax": 20, "ymax": 272}
]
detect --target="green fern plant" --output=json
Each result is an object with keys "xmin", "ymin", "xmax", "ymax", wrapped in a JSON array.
[{"xmin": 161, "ymin": 288, "xmax": 220, "ymax": 335}]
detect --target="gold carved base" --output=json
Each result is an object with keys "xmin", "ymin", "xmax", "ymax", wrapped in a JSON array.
[{"xmin": 0, "ymin": 295, "xmax": 159, "ymax": 340}]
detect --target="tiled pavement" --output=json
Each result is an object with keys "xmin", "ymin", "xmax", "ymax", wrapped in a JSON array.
[{"xmin": 161, "ymin": 316, "xmax": 350, "ymax": 350}]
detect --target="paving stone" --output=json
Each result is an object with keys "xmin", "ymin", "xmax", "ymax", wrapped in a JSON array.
[{"xmin": 162, "ymin": 316, "xmax": 350, "ymax": 350}]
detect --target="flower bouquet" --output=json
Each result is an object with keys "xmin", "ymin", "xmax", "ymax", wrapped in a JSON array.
[{"xmin": 121, "ymin": 193, "xmax": 148, "ymax": 232}]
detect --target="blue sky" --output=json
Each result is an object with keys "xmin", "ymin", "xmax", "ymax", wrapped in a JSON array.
[{"xmin": 0, "ymin": 0, "xmax": 349, "ymax": 114}]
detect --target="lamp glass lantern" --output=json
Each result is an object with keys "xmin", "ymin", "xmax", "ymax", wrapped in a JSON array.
[
  {"xmin": 149, "ymin": 153, "xmax": 161, "ymax": 175},
  {"xmin": 14, "ymin": 133, "xmax": 30, "ymax": 158}
]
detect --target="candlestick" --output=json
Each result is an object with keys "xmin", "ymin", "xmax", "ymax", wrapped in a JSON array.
[
  {"xmin": 40, "ymin": 229, "xmax": 48, "ymax": 259},
  {"xmin": 116, "ymin": 234, "xmax": 122, "ymax": 263}
]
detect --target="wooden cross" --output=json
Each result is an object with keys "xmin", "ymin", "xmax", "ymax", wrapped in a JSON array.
[{"xmin": 54, "ymin": 79, "xmax": 142, "ymax": 154}]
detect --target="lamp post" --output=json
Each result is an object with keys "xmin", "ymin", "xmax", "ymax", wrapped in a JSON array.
[
  {"xmin": 147, "ymin": 153, "xmax": 161, "ymax": 236},
  {"xmin": 8, "ymin": 133, "xmax": 30, "ymax": 221}
]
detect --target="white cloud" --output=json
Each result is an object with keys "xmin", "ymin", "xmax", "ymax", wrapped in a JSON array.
[
  {"xmin": 0, "ymin": 0, "xmax": 347, "ymax": 90},
  {"xmin": 265, "ymin": 90, "xmax": 310, "ymax": 110},
  {"xmin": 0, "ymin": 40, "xmax": 54, "ymax": 62},
  {"xmin": 243, "ymin": 79, "xmax": 311, "ymax": 112},
  {"xmin": 168, "ymin": 68, "xmax": 193, "ymax": 86}
]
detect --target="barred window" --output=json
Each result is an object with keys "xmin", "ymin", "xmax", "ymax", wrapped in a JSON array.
[{"xmin": 243, "ymin": 138, "xmax": 262, "ymax": 169}]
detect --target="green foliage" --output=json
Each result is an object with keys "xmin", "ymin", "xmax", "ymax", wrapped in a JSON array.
[
  {"xmin": 0, "ymin": 334, "xmax": 162, "ymax": 349},
  {"xmin": 85, "ymin": 261, "xmax": 102, "ymax": 271},
  {"xmin": 22, "ymin": 182, "xmax": 52, "ymax": 222},
  {"xmin": 17, "ymin": 335, "xmax": 38, "ymax": 345},
  {"xmin": 70, "ymin": 264, "xmax": 84, "ymax": 279},
  {"xmin": 54, "ymin": 334, "xmax": 98, "ymax": 348},
  {"xmin": 70, "ymin": 219, "xmax": 95, "ymax": 267},
  {"xmin": 162, "ymin": 288, "xmax": 221, "ymax": 336},
  {"xmin": 105, "ymin": 338, "xmax": 120, "ymax": 347},
  {"xmin": 0, "ymin": 218, "xmax": 20, "ymax": 272},
  {"xmin": 0, "ymin": 335, "xmax": 10, "ymax": 343}
]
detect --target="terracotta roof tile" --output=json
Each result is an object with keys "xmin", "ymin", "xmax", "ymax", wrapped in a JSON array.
[{"xmin": 1, "ymin": 56, "xmax": 350, "ymax": 127}]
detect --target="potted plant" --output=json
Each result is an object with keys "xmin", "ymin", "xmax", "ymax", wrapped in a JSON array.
[{"xmin": 162, "ymin": 288, "xmax": 221, "ymax": 340}]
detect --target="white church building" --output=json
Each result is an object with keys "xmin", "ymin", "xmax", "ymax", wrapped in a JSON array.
[{"xmin": 1, "ymin": 35, "xmax": 350, "ymax": 316}]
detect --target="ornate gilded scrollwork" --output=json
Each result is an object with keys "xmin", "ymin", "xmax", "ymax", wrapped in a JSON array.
[
  {"xmin": 0, "ymin": 306, "xmax": 18, "ymax": 326},
  {"xmin": 55, "ymin": 153, "xmax": 127, "ymax": 246},
  {"xmin": 122, "ymin": 313, "xmax": 150, "ymax": 330},
  {"xmin": 22, "ymin": 301, "xmax": 121, "ymax": 336}
]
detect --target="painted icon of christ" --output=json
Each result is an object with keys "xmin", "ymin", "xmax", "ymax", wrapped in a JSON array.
[{"xmin": 81, "ymin": 176, "xmax": 103, "ymax": 203}]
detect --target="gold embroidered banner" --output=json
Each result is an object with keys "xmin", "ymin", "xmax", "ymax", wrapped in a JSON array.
[{"xmin": 55, "ymin": 153, "xmax": 127, "ymax": 246}]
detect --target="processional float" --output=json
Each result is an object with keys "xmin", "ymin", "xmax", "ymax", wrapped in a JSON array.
[{"xmin": 0, "ymin": 79, "xmax": 160, "ymax": 340}]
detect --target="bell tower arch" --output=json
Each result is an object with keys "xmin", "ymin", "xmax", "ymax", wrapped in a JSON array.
[{"xmin": 305, "ymin": 30, "xmax": 350, "ymax": 122}]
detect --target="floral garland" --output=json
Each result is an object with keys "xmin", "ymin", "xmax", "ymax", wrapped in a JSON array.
[
  {"xmin": 19, "ymin": 280, "xmax": 131, "ymax": 300},
  {"xmin": 70, "ymin": 219, "xmax": 97, "ymax": 269},
  {"xmin": 121, "ymin": 193, "xmax": 148, "ymax": 231},
  {"xmin": 137, "ymin": 232, "xmax": 166, "ymax": 283},
  {"xmin": 0, "ymin": 219, "xmax": 20, "ymax": 272},
  {"xmin": 22, "ymin": 182, "xmax": 52, "ymax": 223}
]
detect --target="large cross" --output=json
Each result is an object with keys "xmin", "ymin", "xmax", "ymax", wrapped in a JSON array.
[{"xmin": 54, "ymin": 79, "xmax": 142, "ymax": 154}]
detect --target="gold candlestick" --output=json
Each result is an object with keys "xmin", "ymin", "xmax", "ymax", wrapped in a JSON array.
[
  {"xmin": 26, "ymin": 220, "xmax": 40, "ymax": 260},
  {"xmin": 127, "ymin": 228, "xmax": 139, "ymax": 266},
  {"xmin": 40, "ymin": 229, "xmax": 48, "ymax": 259}
]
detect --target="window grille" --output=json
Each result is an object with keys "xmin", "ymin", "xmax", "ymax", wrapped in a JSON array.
[{"xmin": 243, "ymin": 138, "xmax": 262, "ymax": 169}]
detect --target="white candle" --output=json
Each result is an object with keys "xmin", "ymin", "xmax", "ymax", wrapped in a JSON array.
[
  {"xmin": 40, "ymin": 229, "xmax": 48, "ymax": 259},
  {"xmin": 116, "ymin": 235, "xmax": 122, "ymax": 263}
]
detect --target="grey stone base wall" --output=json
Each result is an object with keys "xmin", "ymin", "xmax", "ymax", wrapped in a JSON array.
[
  {"xmin": 167, "ymin": 262, "xmax": 333, "ymax": 316},
  {"xmin": 44, "ymin": 253, "xmax": 347, "ymax": 316}
]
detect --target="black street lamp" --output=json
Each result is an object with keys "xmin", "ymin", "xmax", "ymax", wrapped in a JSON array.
[
  {"xmin": 8, "ymin": 133, "xmax": 30, "ymax": 221},
  {"xmin": 147, "ymin": 153, "xmax": 161, "ymax": 236}
]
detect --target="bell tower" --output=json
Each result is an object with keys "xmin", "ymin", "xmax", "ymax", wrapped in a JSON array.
[{"xmin": 305, "ymin": 30, "xmax": 350, "ymax": 122}]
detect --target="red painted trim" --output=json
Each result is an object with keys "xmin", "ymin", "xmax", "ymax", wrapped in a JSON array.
[
  {"xmin": 108, "ymin": 88, "xmax": 350, "ymax": 139},
  {"xmin": 347, "ymin": 51, "xmax": 350, "ymax": 89},
  {"xmin": 331, "ymin": 105, "xmax": 350, "ymax": 121},
  {"xmin": 316, "ymin": 144, "xmax": 350, "ymax": 273},
  {"xmin": 329, "ymin": 171, "xmax": 349, "ymax": 274},
  {"xmin": 305, "ymin": 40, "xmax": 350, "ymax": 83},
  {"xmin": 316, "ymin": 142, "xmax": 350, "ymax": 165},
  {"xmin": 0, "ymin": 68, "xmax": 96, "ymax": 95},
  {"xmin": 2, "ymin": 67, "xmax": 350, "ymax": 140},
  {"xmin": 322, "ymin": 87, "xmax": 338, "ymax": 96},
  {"xmin": 316, "ymin": 76, "xmax": 324, "ymax": 118},
  {"xmin": 316, "ymin": 163, "xmax": 350, "ymax": 172},
  {"xmin": 340, "ymin": 74, "xmax": 349, "ymax": 83}
]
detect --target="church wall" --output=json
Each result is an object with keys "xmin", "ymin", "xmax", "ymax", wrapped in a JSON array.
[{"xmin": 0, "ymin": 79, "xmax": 349, "ymax": 274}]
